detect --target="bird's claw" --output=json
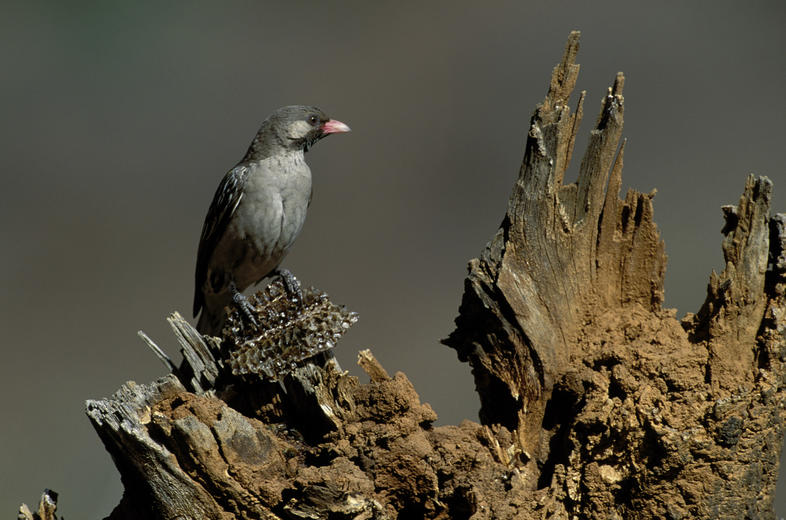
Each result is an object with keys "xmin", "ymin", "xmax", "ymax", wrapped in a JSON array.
[
  {"xmin": 276, "ymin": 268, "xmax": 304, "ymax": 305},
  {"xmin": 230, "ymin": 281, "xmax": 259, "ymax": 331}
]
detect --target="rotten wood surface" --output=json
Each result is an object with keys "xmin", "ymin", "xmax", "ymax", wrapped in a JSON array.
[{"xmin": 20, "ymin": 32, "xmax": 786, "ymax": 519}]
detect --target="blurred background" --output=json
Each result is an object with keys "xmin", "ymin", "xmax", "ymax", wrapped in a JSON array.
[{"xmin": 1, "ymin": 1, "xmax": 784, "ymax": 517}]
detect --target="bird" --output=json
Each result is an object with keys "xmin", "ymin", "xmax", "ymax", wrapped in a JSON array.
[{"xmin": 193, "ymin": 105, "xmax": 350, "ymax": 336}]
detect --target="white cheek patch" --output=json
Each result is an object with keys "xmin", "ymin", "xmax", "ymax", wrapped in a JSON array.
[{"xmin": 287, "ymin": 120, "xmax": 312, "ymax": 140}]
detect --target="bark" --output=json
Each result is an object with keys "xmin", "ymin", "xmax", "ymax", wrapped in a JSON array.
[{"xmin": 20, "ymin": 31, "xmax": 786, "ymax": 519}]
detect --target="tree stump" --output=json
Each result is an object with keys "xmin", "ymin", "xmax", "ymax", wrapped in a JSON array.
[{"xmin": 20, "ymin": 31, "xmax": 786, "ymax": 520}]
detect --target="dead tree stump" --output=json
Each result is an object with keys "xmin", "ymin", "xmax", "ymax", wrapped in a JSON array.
[
  {"xmin": 443, "ymin": 31, "xmax": 786, "ymax": 518},
  {"xmin": 20, "ymin": 31, "xmax": 786, "ymax": 520}
]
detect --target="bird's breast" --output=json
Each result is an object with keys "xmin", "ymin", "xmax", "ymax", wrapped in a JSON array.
[{"xmin": 232, "ymin": 154, "xmax": 312, "ymax": 265}]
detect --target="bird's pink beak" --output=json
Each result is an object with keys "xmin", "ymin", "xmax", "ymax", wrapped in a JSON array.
[{"xmin": 321, "ymin": 119, "xmax": 351, "ymax": 134}]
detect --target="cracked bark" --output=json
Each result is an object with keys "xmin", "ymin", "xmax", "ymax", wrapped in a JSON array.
[{"xmin": 20, "ymin": 31, "xmax": 786, "ymax": 520}]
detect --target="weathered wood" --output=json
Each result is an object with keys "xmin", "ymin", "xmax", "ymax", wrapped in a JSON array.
[
  {"xmin": 444, "ymin": 32, "xmax": 667, "ymax": 465},
  {"xmin": 443, "ymin": 31, "xmax": 786, "ymax": 517},
  {"xmin": 137, "ymin": 330, "xmax": 177, "ymax": 374},
  {"xmin": 690, "ymin": 176, "xmax": 774, "ymax": 387},
  {"xmin": 18, "ymin": 490, "xmax": 59, "ymax": 520},
  {"xmin": 20, "ymin": 32, "xmax": 786, "ymax": 519},
  {"xmin": 357, "ymin": 349, "xmax": 391, "ymax": 382},
  {"xmin": 85, "ymin": 376, "xmax": 228, "ymax": 519}
]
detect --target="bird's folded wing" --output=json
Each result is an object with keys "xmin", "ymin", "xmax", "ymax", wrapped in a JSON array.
[{"xmin": 193, "ymin": 165, "xmax": 249, "ymax": 316}]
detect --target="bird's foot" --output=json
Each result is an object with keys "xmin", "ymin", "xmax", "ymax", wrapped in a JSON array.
[
  {"xmin": 229, "ymin": 281, "xmax": 259, "ymax": 330},
  {"xmin": 275, "ymin": 268, "xmax": 304, "ymax": 305}
]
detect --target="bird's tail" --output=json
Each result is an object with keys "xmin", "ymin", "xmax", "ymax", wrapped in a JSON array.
[{"xmin": 196, "ymin": 305, "xmax": 226, "ymax": 337}]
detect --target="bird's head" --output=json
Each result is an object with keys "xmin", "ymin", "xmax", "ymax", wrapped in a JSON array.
[{"xmin": 247, "ymin": 105, "xmax": 350, "ymax": 159}]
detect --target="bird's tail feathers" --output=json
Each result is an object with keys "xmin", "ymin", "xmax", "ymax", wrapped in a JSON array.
[{"xmin": 196, "ymin": 305, "xmax": 226, "ymax": 337}]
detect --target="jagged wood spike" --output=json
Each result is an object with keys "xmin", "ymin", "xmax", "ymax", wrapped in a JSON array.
[{"xmin": 137, "ymin": 330, "xmax": 177, "ymax": 373}]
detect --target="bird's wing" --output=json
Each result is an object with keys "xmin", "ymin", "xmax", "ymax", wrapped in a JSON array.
[{"xmin": 193, "ymin": 165, "xmax": 249, "ymax": 317}]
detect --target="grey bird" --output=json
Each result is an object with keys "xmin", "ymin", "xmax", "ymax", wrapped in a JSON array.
[{"xmin": 194, "ymin": 105, "xmax": 350, "ymax": 336}]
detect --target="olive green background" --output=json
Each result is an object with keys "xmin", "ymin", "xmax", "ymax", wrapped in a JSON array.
[{"xmin": 1, "ymin": 1, "xmax": 784, "ymax": 517}]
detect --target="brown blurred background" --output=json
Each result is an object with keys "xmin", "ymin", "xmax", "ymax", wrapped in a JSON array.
[{"xmin": 1, "ymin": 1, "xmax": 784, "ymax": 517}]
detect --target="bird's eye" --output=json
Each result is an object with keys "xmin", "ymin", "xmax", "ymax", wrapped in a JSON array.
[{"xmin": 308, "ymin": 115, "xmax": 319, "ymax": 126}]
